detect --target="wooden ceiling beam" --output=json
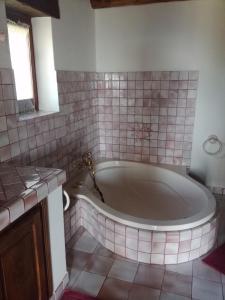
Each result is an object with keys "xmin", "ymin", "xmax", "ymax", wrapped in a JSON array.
[
  {"xmin": 90, "ymin": 0, "xmax": 190, "ymax": 9},
  {"xmin": 5, "ymin": 0, "xmax": 60, "ymax": 18}
]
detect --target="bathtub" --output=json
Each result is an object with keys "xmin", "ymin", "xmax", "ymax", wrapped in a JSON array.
[{"xmin": 67, "ymin": 161, "xmax": 218, "ymax": 264}]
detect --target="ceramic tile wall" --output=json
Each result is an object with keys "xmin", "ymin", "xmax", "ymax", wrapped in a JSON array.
[
  {"xmin": 65, "ymin": 198, "xmax": 217, "ymax": 264},
  {"xmin": 93, "ymin": 71, "xmax": 199, "ymax": 166},
  {"xmin": 0, "ymin": 69, "xmax": 99, "ymax": 178},
  {"xmin": 0, "ymin": 69, "xmax": 199, "ymax": 172}
]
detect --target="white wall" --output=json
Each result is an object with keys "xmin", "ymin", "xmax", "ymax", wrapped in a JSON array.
[
  {"xmin": 52, "ymin": 0, "xmax": 96, "ymax": 71},
  {"xmin": 47, "ymin": 186, "xmax": 67, "ymax": 291},
  {"xmin": 95, "ymin": 0, "xmax": 225, "ymax": 188},
  {"xmin": 0, "ymin": 0, "xmax": 12, "ymax": 68},
  {"xmin": 32, "ymin": 17, "xmax": 59, "ymax": 112}
]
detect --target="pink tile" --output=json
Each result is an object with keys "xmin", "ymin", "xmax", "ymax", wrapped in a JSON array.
[
  {"xmin": 126, "ymin": 237, "xmax": 138, "ymax": 251},
  {"xmin": 0, "ymin": 207, "xmax": 10, "ymax": 231},
  {"xmin": 151, "ymin": 254, "xmax": 164, "ymax": 265},
  {"xmin": 179, "ymin": 240, "xmax": 191, "ymax": 253},
  {"xmin": 180, "ymin": 230, "xmax": 192, "ymax": 241},
  {"xmin": 138, "ymin": 240, "xmax": 151, "ymax": 253},
  {"xmin": 115, "ymin": 244, "xmax": 125, "ymax": 257},
  {"xmin": 164, "ymin": 254, "xmax": 178, "ymax": 264},
  {"xmin": 126, "ymin": 227, "xmax": 138, "ymax": 239},
  {"xmin": 115, "ymin": 233, "xmax": 125, "ymax": 246},
  {"xmin": 126, "ymin": 248, "xmax": 138, "ymax": 260},
  {"xmin": 21, "ymin": 189, "xmax": 38, "ymax": 211},
  {"xmin": 152, "ymin": 242, "xmax": 165, "ymax": 254},
  {"xmin": 153, "ymin": 232, "xmax": 166, "ymax": 243},
  {"xmin": 3, "ymin": 198, "xmax": 24, "ymax": 222},
  {"xmin": 165, "ymin": 243, "xmax": 179, "ymax": 254},
  {"xmin": 137, "ymin": 252, "xmax": 151, "ymax": 264}
]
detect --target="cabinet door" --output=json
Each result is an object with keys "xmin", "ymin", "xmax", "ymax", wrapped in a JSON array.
[{"xmin": 0, "ymin": 206, "xmax": 48, "ymax": 300}]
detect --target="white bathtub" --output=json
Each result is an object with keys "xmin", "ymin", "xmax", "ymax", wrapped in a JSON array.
[{"xmin": 67, "ymin": 161, "xmax": 218, "ymax": 264}]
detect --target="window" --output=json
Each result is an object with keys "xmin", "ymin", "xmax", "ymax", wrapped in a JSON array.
[{"xmin": 7, "ymin": 9, "xmax": 38, "ymax": 113}]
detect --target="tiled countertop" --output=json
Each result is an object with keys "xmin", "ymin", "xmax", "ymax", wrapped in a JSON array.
[{"xmin": 0, "ymin": 164, "xmax": 66, "ymax": 232}]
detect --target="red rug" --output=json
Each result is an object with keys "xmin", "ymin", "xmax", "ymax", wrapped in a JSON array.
[
  {"xmin": 203, "ymin": 243, "xmax": 225, "ymax": 274},
  {"xmin": 61, "ymin": 290, "xmax": 97, "ymax": 300}
]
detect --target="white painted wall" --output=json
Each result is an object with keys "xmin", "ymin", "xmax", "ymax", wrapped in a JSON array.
[
  {"xmin": 0, "ymin": 0, "xmax": 11, "ymax": 68},
  {"xmin": 95, "ymin": 0, "xmax": 225, "ymax": 188},
  {"xmin": 52, "ymin": 0, "xmax": 96, "ymax": 71},
  {"xmin": 32, "ymin": 17, "xmax": 59, "ymax": 112},
  {"xmin": 47, "ymin": 186, "xmax": 67, "ymax": 291}
]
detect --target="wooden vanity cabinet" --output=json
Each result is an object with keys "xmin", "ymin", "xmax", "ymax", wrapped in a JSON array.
[{"xmin": 0, "ymin": 202, "xmax": 52, "ymax": 300}]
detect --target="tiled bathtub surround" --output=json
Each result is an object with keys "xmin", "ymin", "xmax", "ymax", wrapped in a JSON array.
[
  {"xmin": 94, "ymin": 71, "xmax": 199, "ymax": 166},
  {"xmin": 65, "ymin": 198, "xmax": 218, "ymax": 264}
]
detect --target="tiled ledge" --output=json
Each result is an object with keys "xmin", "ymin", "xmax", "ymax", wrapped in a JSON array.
[
  {"xmin": 18, "ymin": 110, "xmax": 58, "ymax": 121},
  {"xmin": 0, "ymin": 164, "xmax": 66, "ymax": 232},
  {"xmin": 67, "ymin": 198, "xmax": 218, "ymax": 265}
]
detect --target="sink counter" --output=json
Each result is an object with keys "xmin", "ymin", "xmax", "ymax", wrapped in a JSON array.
[{"xmin": 0, "ymin": 164, "xmax": 66, "ymax": 232}]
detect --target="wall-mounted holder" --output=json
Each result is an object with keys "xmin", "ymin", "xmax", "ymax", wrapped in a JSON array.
[{"xmin": 202, "ymin": 135, "xmax": 223, "ymax": 155}]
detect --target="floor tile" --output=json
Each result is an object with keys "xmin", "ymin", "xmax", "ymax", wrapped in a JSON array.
[
  {"xmin": 67, "ymin": 267, "xmax": 81, "ymax": 288},
  {"xmin": 84, "ymin": 254, "xmax": 114, "ymax": 276},
  {"xmin": 192, "ymin": 277, "xmax": 223, "ymax": 300},
  {"xmin": 73, "ymin": 231, "xmax": 98, "ymax": 253},
  {"xmin": 162, "ymin": 271, "xmax": 192, "ymax": 298},
  {"xmin": 193, "ymin": 259, "xmax": 222, "ymax": 282},
  {"xmin": 98, "ymin": 277, "xmax": 131, "ymax": 300},
  {"xmin": 129, "ymin": 284, "xmax": 160, "ymax": 300},
  {"xmin": 66, "ymin": 249, "xmax": 92, "ymax": 270},
  {"xmin": 94, "ymin": 244, "xmax": 115, "ymax": 258},
  {"xmin": 71, "ymin": 270, "xmax": 105, "ymax": 297},
  {"xmin": 222, "ymin": 274, "xmax": 225, "ymax": 283},
  {"xmin": 166, "ymin": 261, "xmax": 193, "ymax": 276},
  {"xmin": 160, "ymin": 291, "xmax": 191, "ymax": 300},
  {"xmin": 223, "ymin": 284, "xmax": 225, "ymax": 299},
  {"xmin": 134, "ymin": 264, "xmax": 165, "ymax": 289},
  {"xmin": 108, "ymin": 258, "xmax": 138, "ymax": 283}
]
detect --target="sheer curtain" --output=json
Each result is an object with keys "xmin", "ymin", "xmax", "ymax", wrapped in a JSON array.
[{"xmin": 7, "ymin": 22, "xmax": 33, "ymax": 100}]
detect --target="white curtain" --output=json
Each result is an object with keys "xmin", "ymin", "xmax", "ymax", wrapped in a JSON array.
[{"xmin": 7, "ymin": 22, "xmax": 34, "ymax": 100}]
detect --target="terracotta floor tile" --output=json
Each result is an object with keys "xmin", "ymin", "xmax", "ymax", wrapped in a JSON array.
[
  {"xmin": 162, "ymin": 271, "xmax": 192, "ymax": 298},
  {"xmin": 66, "ymin": 249, "xmax": 91, "ymax": 270},
  {"xmin": 108, "ymin": 259, "xmax": 138, "ymax": 283},
  {"xmin": 71, "ymin": 270, "xmax": 105, "ymax": 297},
  {"xmin": 129, "ymin": 284, "xmax": 160, "ymax": 300},
  {"xmin": 134, "ymin": 264, "xmax": 165, "ymax": 289},
  {"xmin": 160, "ymin": 291, "xmax": 191, "ymax": 300},
  {"xmin": 193, "ymin": 259, "xmax": 222, "ymax": 282},
  {"xmin": 84, "ymin": 254, "xmax": 114, "ymax": 276},
  {"xmin": 192, "ymin": 277, "xmax": 223, "ymax": 300},
  {"xmin": 94, "ymin": 244, "xmax": 116, "ymax": 259},
  {"xmin": 166, "ymin": 261, "xmax": 193, "ymax": 276},
  {"xmin": 67, "ymin": 267, "xmax": 81, "ymax": 288},
  {"xmin": 98, "ymin": 278, "xmax": 131, "ymax": 300},
  {"xmin": 73, "ymin": 231, "xmax": 98, "ymax": 253},
  {"xmin": 222, "ymin": 274, "xmax": 225, "ymax": 283}
]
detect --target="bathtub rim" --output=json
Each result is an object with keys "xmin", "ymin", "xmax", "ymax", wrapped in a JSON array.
[{"xmin": 67, "ymin": 160, "xmax": 216, "ymax": 232}]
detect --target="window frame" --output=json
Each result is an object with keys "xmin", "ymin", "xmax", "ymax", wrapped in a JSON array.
[{"xmin": 6, "ymin": 8, "xmax": 39, "ymax": 111}]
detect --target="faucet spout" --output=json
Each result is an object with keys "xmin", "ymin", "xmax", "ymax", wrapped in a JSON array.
[{"xmin": 82, "ymin": 152, "xmax": 105, "ymax": 203}]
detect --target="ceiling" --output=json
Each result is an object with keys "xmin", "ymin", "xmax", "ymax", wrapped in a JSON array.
[{"xmin": 90, "ymin": 0, "xmax": 189, "ymax": 9}]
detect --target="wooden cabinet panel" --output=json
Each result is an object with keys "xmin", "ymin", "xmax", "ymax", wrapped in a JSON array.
[{"xmin": 0, "ymin": 206, "xmax": 49, "ymax": 300}]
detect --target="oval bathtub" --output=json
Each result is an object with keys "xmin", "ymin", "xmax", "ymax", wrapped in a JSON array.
[{"xmin": 67, "ymin": 161, "xmax": 218, "ymax": 264}]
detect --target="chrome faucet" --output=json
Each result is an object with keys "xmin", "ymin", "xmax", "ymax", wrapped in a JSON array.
[{"xmin": 82, "ymin": 152, "xmax": 105, "ymax": 203}]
